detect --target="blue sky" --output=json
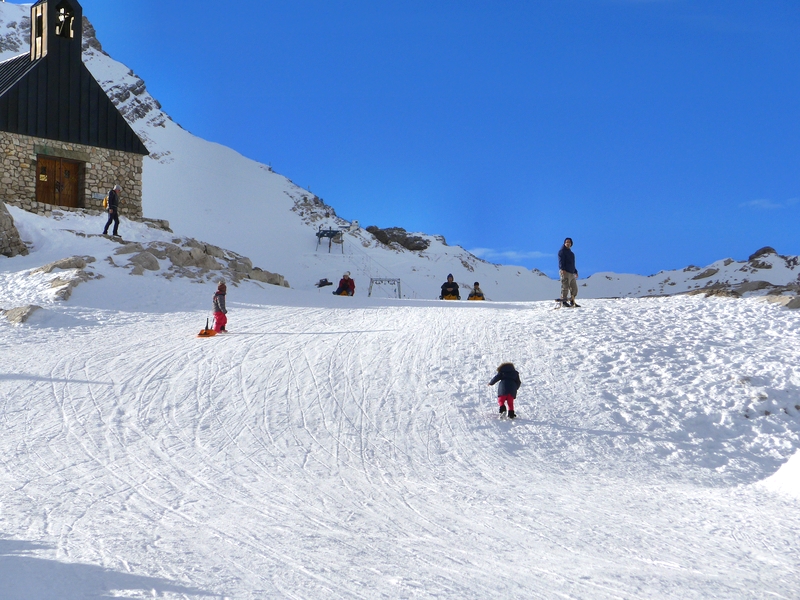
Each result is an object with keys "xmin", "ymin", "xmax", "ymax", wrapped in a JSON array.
[{"xmin": 70, "ymin": 0, "xmax": 799, "ymax": 276}]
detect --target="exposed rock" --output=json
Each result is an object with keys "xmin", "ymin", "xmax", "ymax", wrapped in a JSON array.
[
  {"xmin": 787, "ymin": 297, "xmax": 800, "ymax": 309},
  {"xmin": 138, "ymin": 217, "xmax": 172, "ymax": 232},
  {"xmin": 749, "ymin": 247, "xmax": 776, "ymax": 261},
  {"xmin": 204, "ymin": 244, "xmax": 226, "ymax": 259},
  {"xmin": 228, "ymin": 257, "xmax": 253, "ymax": 273},
  {"xmin": 50, "ymin": 271, "xmax": 93, "ymax": 300},
  {"xmin": 81, "ymin": 16, "xmax": 106, "ymax": 55},
  {"xmin": 139, "ymin": 242, "xmax": 178, "ymax": 260},
  {"xmin": 749, "ymin": 260, "xmax": 773, "ymax": 270},
  {"xmin": 127, "ymin": 251, "xmax": 160, "ymax": 272},
  {"xmin": 113, "ymin": 238, "xmax": 288, "ymax": 287},
  {"xmin": 692, "ymin": 268, "xmax": 719, "ymax": 280},
  {"xmin": 3, "ymin": 305, "xmax": 41, "ymax": 324},
  {"xmin": 248, "ymin": 268, "xmax": 289, "ymax": 287},
  {"xmin": 0, "ymin": 201, "xmax": 29, "ymax": 258},
  {"xmin": 761, "ymin": 294, "xmax": 800, "ymax": 310},
  {"xmin": 114, "ymin": 243, "xmax": 145, "ymax": 255},
  {"xmin": 704, "ymin": 289, "xmax": 740, "ymax": 298},
  {"xmin": 687, "ymin": 286, "xmax": 740, "ymax": 298},
  {"xmin": 164, "ymin": 247, "xmax": 195, "ymax": 267},
  {"xmin": 366, "ymin": 226, "xmax": 430, "ymax": 251},
  {"xmin": 291, "ymin": 193, "xmax": 338, "ymax": 225},
  {"xmin": 735, "ymin": 281, "xmax": 773, "ymax": 294},
  {"xmin": 32, "ymin": 255, "xmax": 95, "ymax": 274}
]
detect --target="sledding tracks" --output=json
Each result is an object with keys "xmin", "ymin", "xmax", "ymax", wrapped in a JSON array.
[{"xmin": 1, "ymin": 296, "xmax": 799, "ymax": 598}]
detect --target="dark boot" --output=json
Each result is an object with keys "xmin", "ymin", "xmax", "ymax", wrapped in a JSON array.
[
  {"xmin": 499, "ymin": 405, "xmax": 506, "ymax": 414},
  {"xmin": 508, "ymin": 410, "xmax": 516, "ymax": 419}
]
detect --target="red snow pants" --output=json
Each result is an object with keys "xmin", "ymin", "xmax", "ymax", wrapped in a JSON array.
[
  {"xmin": 498, "ymin": 394, "xmax": 515, "ymax": 412},
  {"xmin": 213, "ymin": 311, "xmax": 227, "ymax": 332}
]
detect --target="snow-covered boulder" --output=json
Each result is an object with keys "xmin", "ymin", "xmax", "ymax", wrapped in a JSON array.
[{"xmin": 3, "ymin": 304, "xmax": 41, "ymax": 324}]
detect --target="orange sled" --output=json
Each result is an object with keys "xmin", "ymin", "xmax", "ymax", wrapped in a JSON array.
[{"xmin": 197, "ymin": 318, "xmax": 217, "ymax": 338}]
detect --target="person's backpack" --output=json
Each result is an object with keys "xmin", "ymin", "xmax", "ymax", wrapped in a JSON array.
[{"xmin": 102, "ymin": 195, "xmax": 108, "ymax": 208}]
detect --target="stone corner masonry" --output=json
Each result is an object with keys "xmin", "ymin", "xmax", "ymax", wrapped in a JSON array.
[{"xmin": 0, "ymin": 130, "xmax": 144, "ymax": 220}]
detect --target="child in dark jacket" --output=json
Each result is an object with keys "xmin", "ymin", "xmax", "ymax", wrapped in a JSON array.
[{"xmin": 488, "ymin": 362, "xmax": 521, "ymax": 418}]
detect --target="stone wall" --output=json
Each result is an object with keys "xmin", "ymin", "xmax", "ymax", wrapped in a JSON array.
[
  {"xmin": 0, "ymin": 200, "xmax": 28, "ymax": 258},
  {"xmin": 0, "ymin": 131, "xmax": 143, "ymax": 218}
]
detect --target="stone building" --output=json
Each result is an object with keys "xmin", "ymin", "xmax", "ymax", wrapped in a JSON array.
[{"xmin": 0, "ymin": 0, "xmax": 148, "ymax": 219}]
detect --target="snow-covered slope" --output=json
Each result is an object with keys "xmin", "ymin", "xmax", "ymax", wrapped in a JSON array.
[{"xmin": 1, "ymin": 208, "xmax": 799, "ymax": 598}]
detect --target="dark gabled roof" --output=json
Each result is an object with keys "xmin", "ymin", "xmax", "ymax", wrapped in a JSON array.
[
  {"xmin": 0, "ymin": 51, "xmax": 149, "ymax": 156},
  {"xmin": 0, "ymin": 54, "xmax": 39, "ymax": 98},
  {"xmin": 0, "ymin": 0, "xmax": 149, "ymax": 156}
]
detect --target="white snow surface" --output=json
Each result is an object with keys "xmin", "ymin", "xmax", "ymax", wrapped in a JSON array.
[
  {"xmin": 1, "ymin": 5, "xmax": 800, "ymax": 598},
  {"xmin": 761, "ymin": 452, "xmax": 800, "ymax": 499},
  {"xmin": 1, "ymin": 209, "xmax": 800, "ymax": 599}
]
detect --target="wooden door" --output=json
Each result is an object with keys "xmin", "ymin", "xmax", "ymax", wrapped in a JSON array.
[
  {"xmin": 59, "ymin": 159, "xmax": 80, "ymax": 208},
  {"xmin": 36, "ymin": 156, "xmax": 58, "ymax": 205},
  {"xmin": 36, "ymin": 155, "xmax": 82, "ymax": 208}
]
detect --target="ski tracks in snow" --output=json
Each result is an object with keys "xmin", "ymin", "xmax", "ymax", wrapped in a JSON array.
[{"xmin": 0, "ymin": 297, "xmax": 799, "ymax": 598}]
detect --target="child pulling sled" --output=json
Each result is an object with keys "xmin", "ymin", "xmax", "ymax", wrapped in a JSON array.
[{"xmin": 213, "ymin": 280, "xmax": 228, "ymax": 332}]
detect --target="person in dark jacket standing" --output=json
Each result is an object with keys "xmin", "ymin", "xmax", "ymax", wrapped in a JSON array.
[
  {"xmin": 558, "ymin": 237, "xmax": 580, "ymax": 307},
  {"xmin": 212, "ymin": 280, "xmax": 228, "ymax": 332},
  {"xmin": 102, "ymin": 184, "xmax": 122, "ymax": 237},
  {"xmin": 440, "ymin": 274, "xmax": 460, "ymax": 300},
  {"xmin": 488, "ymin": 362, "xmax": 521, "ymax": 418}
]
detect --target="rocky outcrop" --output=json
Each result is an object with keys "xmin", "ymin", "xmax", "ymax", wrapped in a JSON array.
[
  {"xmin": 0, "ymin": 12, "xmax": 29, "ymax": 55},
  {"xmin": 32, "ymin": 256, "xmax": 96, "ymax": 274},
  {"xmin": 748, "ymin": 247, "xmax": 776, "ymax": 261},
  {"xmin": 735, "ymin": 280, "xmax": 773, "ymax": 294},
  {"xmin": 0, "ymin": 201, "xmax": 28, "ymax": 258},
  {"xmin": 291, "ymin": 193, "xmax": 338, "ymax": 224},
  {"xmin": 80, "ymin": 17, "xmax": 169, "ymax": 132},
  {"xmin": 30, "ymin": 255, "xmax": 100, "ymax": 300},
  {"xmin": 113, "ymin": 238, "xmax": 289, "ymax": 287},
  {"xmin": 692, "ymin": 268, "xmax": 719, "ymax": 280},
  {"xmin": 764, "ymin": 295, "xmax": 800, "ymax": 310},
  {"xmin": 3, "ymin": 305, "xmax": 41, "ymax": 324},
  {"xmin": 50, "ymin": 271, "xmax": 94, "ymax": 301},
  {"xmin": 366, "ymin": 226, "xmax": 431, "ymax": 252}
]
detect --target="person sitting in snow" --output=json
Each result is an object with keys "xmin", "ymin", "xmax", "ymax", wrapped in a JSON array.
[
  {"xmin": 212, "ymin": 280, "xmax": 228, "ymax": 332},
  {"xmin": 468, "ymin": 282, "xmax": 485, "ymax": 300},
  {"xmin": 488, "ymin": 362, "xmax": 521, "ymax": 419},
  {"xmin": 440, "ymin": 274, "xmax": 460, "ymax": 300},
  {"xmin": 333, "ymin": 272, "xmax": 355, "ymax": 296}
]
